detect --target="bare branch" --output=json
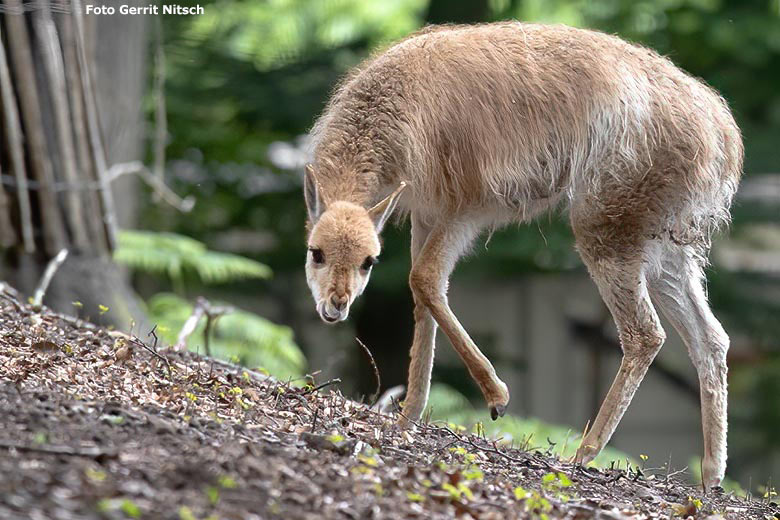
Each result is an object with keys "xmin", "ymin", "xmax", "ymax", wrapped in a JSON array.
[
  {"xmin": 175, "ymin": 301, "xmax": 206, "ymax": 352},
  {"xmin": 356, "ymin": 337, "xmax": 381, "ymax": 407},
  {"xmin": 32, "ymin": 249, "xmax": 69, "ymax": 310},
  {"xmin": 201, "ymin": 300, "xmax": 230, "ymax": 356},
  {"xmin": 107, "ymin": 161, "xmax": 195, "ymax": 213},
  {"xmin": 174, "ymin": 297, "xmax": 231, "ymax": 352}
]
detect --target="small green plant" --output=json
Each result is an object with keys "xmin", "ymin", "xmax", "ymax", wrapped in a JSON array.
[
  {"xmin": 441, "ymin": 481, "xmax": 473, "ymax": 501},
  {"xmin": 513, "ymin": 485, "xmax": 553, "ymax": 518},
  {"xmin": 96, "ymin": 498, "xmax": 141, "ymax": 518},
  {"xmin": 178, "ymin": 506, "xmax": 197, "ymax": 520},
  {"xmin": 541, "ymin": 472, "xmax": 573, "ymax": 502},
  {"xmin": 120, "ymin": 499, "xmax": 141, "ymax": 519},
  {"xmin": 217, "ymin": 475, "xmax": 237, "ymax": 489},
  {"xmin": 205, "ymin": 485, "xmax": 219, "ymax": 505}
]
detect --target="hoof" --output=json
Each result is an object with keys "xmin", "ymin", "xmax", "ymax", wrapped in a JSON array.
[{"xmin": 489, "ymin": 404, "xmax": 506, "ymax": 421}]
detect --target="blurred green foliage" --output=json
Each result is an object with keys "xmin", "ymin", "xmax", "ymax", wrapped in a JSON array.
[
  {"xmin": 115, "ymin": 229, "xmax": 304, "ymax": 379},
  {"xmin": 147, "ymin": 292, "xmax": 305, "ymax": 380}
]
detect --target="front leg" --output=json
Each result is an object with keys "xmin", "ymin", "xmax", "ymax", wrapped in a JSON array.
[
  {"xmin": 398, "ymin": 300, "xmax": 437, "ymax": 426},
  {"xmin": 408, "ymin": 221, "xmax": 510, "ymax": 419},
  {"xmin": 399, "ymin": 214, "xmax": 437, "ymax": 426}
]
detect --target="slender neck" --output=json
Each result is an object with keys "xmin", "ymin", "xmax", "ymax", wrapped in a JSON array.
[
  {"xmin": 314, "ymin": 142, "xmax": 384, "ymax": 209},
  {"xmin": 311, "ymin": 77, "xmax": 410, "ymax": 207}
]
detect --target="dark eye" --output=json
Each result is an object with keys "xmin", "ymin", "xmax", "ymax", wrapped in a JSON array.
[
  {"xmin": 361, "ymin": 256, "xmax": 377, "ymax": 271},
  {"xmin": 309, "ymin": 248, "xmax": 324, "ymax": 265}
]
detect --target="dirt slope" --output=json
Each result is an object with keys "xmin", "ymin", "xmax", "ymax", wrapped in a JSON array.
[{"xmin": 0, "ymin": 285, "xmax": 775, "ymax": 520}]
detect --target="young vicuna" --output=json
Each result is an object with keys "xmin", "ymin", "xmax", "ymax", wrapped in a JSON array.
[{"xmin": 303, "ymin": 22, "xmax": 742, "ymax": 487}]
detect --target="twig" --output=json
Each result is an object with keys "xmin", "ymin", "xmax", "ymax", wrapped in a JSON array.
[
  {"xmin": 666, "ymin": 466, "xmax": 689, "ymax": 480},
  {"xmin": 302, "ymin": 378, "xmax": 342, "ymax": 395},
  {"xmin": 124, "ymin": 326, "xmax": 172, "ymax": 378},
  {"xmin": 32, "ymin": 249, "xmax": 68, "ymax": 310},
  {"xmin": 356, "ymin": 337, "xmax": 381, "ymax": 406},
  {"xmin": 202, "ymin": 299, "xmax": 230, "ymax": 356}
]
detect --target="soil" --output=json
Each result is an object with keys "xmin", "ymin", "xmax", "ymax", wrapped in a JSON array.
[{"xmin": 0, "ymin": 284, "xmax": 777, "ymax": 520}]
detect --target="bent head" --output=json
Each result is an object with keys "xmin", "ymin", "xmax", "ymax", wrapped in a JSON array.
[{"xmin": 304, "ymin": 166, "xmax": 406, "ymax": 324}]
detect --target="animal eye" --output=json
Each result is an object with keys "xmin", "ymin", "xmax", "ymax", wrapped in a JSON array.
[
  {"xmin": 309, "ymin": 248, "xmax": 325, "ymax": 265},
  {"xmin": 361, "ymin": 256, "xmax": 377, "ymax": 271}
]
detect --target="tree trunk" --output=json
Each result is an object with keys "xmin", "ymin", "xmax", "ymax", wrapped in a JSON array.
[{"xmin": 0, "ymin": 0, "xmax": 148, "ymax": 330}]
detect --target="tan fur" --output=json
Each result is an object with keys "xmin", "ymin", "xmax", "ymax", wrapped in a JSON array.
[{"xmin": 303, "ymin": 22, "xmax": 743, "ymax": 488}]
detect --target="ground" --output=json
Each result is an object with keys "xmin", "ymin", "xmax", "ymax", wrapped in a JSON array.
[{"xmin": 0, "ymin": 285, "xmax": 776, "ymax": 520}]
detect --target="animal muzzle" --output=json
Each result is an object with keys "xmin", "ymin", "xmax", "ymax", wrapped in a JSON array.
[{"xmin": 317, "ymin": 294, "xmax": 350, "ymax": 324}]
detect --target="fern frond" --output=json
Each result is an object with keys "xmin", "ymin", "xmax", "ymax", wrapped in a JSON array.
[
  {"xmin": 195, "ymin": 251, "xmax": 272, "ymax": 283},
  {"xmin": 115, "ymin": 230, "xmax": 272, "ymax": 285}
]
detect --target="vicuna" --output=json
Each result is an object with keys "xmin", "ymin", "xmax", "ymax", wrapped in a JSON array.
[{"xmin": 302, "ymin": 22, "xmax": 742, "ymax": 488}]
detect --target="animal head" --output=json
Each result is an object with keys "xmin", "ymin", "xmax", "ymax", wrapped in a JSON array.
[{"xmin": 304, "ymin": 166, "xmax": 406, "ymax": 324}]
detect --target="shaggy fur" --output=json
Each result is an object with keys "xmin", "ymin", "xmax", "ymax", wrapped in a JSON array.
[{"xmin": 303, "ymin": 22, "xmax": 743, "ymax": 488}]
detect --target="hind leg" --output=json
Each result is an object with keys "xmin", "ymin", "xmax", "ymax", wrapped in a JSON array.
[
  {"xmin": 573, "ymin": 235, "xmax": 666, "ymax": 465},
  {"xmin": 648, "ymin": 245, "xmax": 729, "ymax": 488}
]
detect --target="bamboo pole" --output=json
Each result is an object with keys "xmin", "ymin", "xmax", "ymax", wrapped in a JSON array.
[
  {"xmin": 0, "ymin": 30, "xmax": 34, "ymax": 253},
  {"xmin": 72, "ymin": 0, "xmax": 118, "ymax": 250},
  {"xmin": 0, "ymin": 162, "xmax": 18, "ymax": 248},
  {"xmin": 56, "ymin": 10, "xmax": 108, "ymax": 253},
  {"xmin": 34, "ymin": 0, "xmax": 91, "ymax": 251},
  {"xmin": 4, "ymin": 0, "xmax": 67, "ymax": 255}
]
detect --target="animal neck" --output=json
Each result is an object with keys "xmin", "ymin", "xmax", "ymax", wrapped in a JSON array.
[
  {"xmin": 311, "ymin": 103, "xmax": 406, "ymax": 208},
  {"xmin": 313, "ymin": 148, "xmax": 384, "ymax": 209}
]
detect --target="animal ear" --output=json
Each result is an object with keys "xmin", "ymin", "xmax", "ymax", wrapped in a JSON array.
[
  {"xmin": 368, "ymin": 182, "xmax": 407, "ymax": 233},
  {"xmin": 304, "ymin": 164, "xmax": 325, "ymax": 223}
]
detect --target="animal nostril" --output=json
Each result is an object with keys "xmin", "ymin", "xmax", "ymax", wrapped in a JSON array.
[{"xmin": 331, "ymin": 295, "xmax": 348, "ymax": 311}]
